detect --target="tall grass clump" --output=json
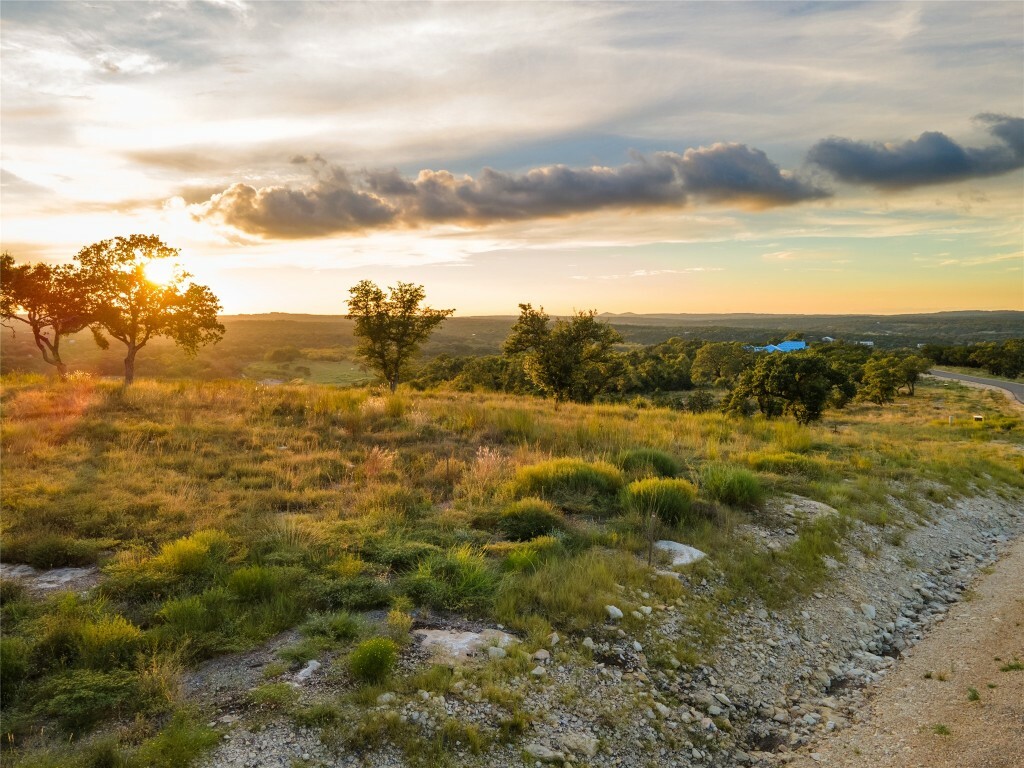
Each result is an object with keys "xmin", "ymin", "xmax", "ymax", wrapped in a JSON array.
[
  {"xmin": 401, "ymin": 545, "xmax": 498, "ymax": 613},
  {"xmin": 615, "ymin": 448, "xmax": 681, "ymax": 478},
  {"xmin": 498, "ymin": 498, "xmax": 565, "ymax": 541},
  {"xmin": 621, "ymin": 478, "xmax": 700, "ymax": 526},
  {"xmin": 349, "ymin": 637, "xmax": 398, "ymax": 683},
  {"xmin": 495, "ymin": 550, "xmax": 643, "ymax": 632},
  {"xmin": 509, "ymin": 458, "xmax": 623, "ymax": 514},
  {"xmin": 699, "ymin": 463, "xmax": 764, "ymax": 509}
]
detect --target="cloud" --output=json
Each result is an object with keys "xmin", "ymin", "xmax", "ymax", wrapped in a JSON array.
[
  {"xmin": 808, "ymin": 114, "xmax": 1024, "ymax": 189},
  {"xmin": 192, "ymin": 146, "xmax": 826, "ymax": 238}
]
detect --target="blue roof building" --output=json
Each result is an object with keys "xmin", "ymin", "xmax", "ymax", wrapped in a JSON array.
[{"xmin": 751, "ymin": 340, "xmax": 807, "ymax": 353}]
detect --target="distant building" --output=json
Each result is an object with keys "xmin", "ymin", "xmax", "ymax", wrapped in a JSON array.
[
  {"xmin": 821, "ymin": 336, "xmax": 835, "ymax": 343},
  {"xmin": 751, "ymin": 340, "xmax": 807, "ymax": 353},
  {"xmin": 857, "ymin": 340, "xmax": 875, "ymax": 347}
]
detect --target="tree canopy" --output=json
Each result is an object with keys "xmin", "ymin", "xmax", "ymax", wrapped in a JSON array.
[
  {"xmin": 504, "ymin": 304, "xmax": 623, "ymax": 403},
  {"xmin": 346, "ymin": 280, "xmax": 453, "ymax": 392},
  {"xmin": 77, "ymin": 235, "xmax": 224, "ymax": 385},
  {"xmin": 0, "ymin": 252, "xmax": 95, "ymax": 379}
]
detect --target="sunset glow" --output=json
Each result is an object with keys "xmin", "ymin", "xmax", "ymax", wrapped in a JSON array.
[{"xmin": 1, "ymin": 1, "xmax": 1021, "ymax": 315}]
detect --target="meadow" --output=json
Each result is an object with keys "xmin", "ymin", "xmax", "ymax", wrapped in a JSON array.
[{"xmin": 0, "ymin": 373, "xmax": 1021, "ymax": 766}]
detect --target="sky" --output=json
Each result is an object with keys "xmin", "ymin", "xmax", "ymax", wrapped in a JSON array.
[{"xmin": 1, "ymin": 0, "xmax": 1022, "ymax": 316}]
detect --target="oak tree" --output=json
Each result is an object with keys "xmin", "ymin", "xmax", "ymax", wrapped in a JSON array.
[
  {"xmin": 504, "ymin": 304, "xmax": 623, "ymax": 403},
  {"xmin": 76, "ymin": 235, "xmax": 224, "ymax": 385},
  {"xmin": 0, "ymin": 252, "xmax": 95, "ymax": 379},
  {"xmin": 346, "ymin": 280, "xmax": 453, "ymax": 392}
]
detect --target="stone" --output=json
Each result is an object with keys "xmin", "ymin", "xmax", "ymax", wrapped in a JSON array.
[
  {"xmin": 547, "ymin": 632, "xmax": 560, "ymax": 646},
  {"xmin": 488, "ymin": 646, "xmax": 507, "ymax": 660},
  {"xmin": 294, "ymin": 659, "xmax": 321, "ymax": 683},
  {"xmin": 414, "ymin": 628, "xmax": 517, "ymax": 661},
  {"xmin": 582, "ymin": 637, "xmax": 596, "ymax": 650},
  {"xmin": 376, "ymin": 692, "xmax": 396, "ymax": 705},
  {"xmin": 605, "ymin": 605, "xmax": 624, "ymax": 620},
  {"xmin": 632, "ymin": 641, "xmax": 643, "ymax": 652},
  {"xmin": 531, "ymin": 666, "xmax": 547, "ymax": 677},
  {"xmin": 560, "ymin": 732, "xmax": 599, "ymax": 757},
  {"xmin": 524, "ymin": 743, "xmax": 565, "ymax": 763},
  {"xmin": 860, "ymin": 603, "xmax": 877, "ymax": 620},
  {"xmin": 654, "ymin": 540, "xmax": 707, "ymax": 566},
  {"xmin": 532, "ymin": 649, "xmax": 551, "ymax": 661},
  {"xmin": 655, "ymin": 702, "xmax": 672, "ymax": 717}
]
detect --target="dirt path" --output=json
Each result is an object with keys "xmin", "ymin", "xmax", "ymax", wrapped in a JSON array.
[{"xmin": 790, "ymin": 537, "xmax": 1024, "ymax": 768}]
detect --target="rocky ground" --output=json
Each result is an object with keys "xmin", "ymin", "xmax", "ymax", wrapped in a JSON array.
[{"xmin": 166, "ymin": 491, "xmax": 1023, "ymax": 768}]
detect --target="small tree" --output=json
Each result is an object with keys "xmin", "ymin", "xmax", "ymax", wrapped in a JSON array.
[
  {"xmin": 897, "ymin": 354, "xmax": 932, "ymax": 396},
  {"xmin": 504, "ymin": 304, "xmax": 623, "ymax": 403},
  {"xmin": 76, "ymin": 235, "xmax": 224, "ymax": 385},
  {"xmin": 0, "ymin": 252, "xmax": 95, "ymax": 379},
  {"xmin": 346, "ymin": 280, "xmax": 453, "ymax": 392},
  {"xmin": 859, "ymin": 356, "xmax": 903, "ymax": 405}
]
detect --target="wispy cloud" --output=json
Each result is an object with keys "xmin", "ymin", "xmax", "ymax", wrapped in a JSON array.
[{"xmin": 571, "ymin": 267, "xmax": 723, "ymax": 281}]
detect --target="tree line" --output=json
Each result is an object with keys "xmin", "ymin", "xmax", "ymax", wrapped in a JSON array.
[{"xmin": 922, "ymin": 341, "xmax": 1024, "ymax": 379}]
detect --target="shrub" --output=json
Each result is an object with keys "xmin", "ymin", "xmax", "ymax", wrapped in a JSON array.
[
  {"xmin": 301, "ymin": 610, "xmax": 363, "ymax": 641},
  {"xmin": 510, "ymin": 459, "xmax": 623, "ymax": 514},
  {"xmin": 615, "ymin": 448, "xmax": 681, "ymax": 478},
  {"xmin": 349, "ymin": 637, "xmax": 398, "ymax": 683},
  {"xmin": 359, "ymin": 536, "xmax": 440, "ymax": 572},
  {"xmin": 151, "ymin": 530, "xmax": 233, "ymax": 578},
  {"xmin": 498, "ymin": 498, "xmax": 565, "ymax": 541},
  {"xmin": 501, "ymin": 536, "xmax": 565, "ymax": 573},
  {"xmin": 37, "ymin": 669, "xmax": 162, "ymax": 732},
  {"xmin": 401, "ymin": 545, "xmax": 498, "ymax": 613},
  {"xmin": 699, "ymin": 464, "xmax": 765, "ymax": 509},
  {"xmin": 385, "ymin": 609, "xmax": 414, "ymax": 643},
  {"xmin": 621, "ymin": 478, "xmax": 700, "ymax": 526}
]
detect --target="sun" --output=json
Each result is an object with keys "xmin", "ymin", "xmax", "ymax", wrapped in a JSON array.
[{"xmin": 143, "ymin": 258, "xmax": 181, "ymax": 286}]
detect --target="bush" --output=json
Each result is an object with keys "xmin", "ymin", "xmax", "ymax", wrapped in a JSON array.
[
  {"xmin": 301, "ymin": 610, "xmax": 363, "ymax": 641},
  {"xmin": 615, "ymin": 448, "xmax": 681, "ymax": 478},
  {"xmin": 349, "ymin": 638, "xmax": 398, "ymax": 683},
  {"xmin": 130, "ymin": 709, "xmax": 220, "ymax": 768},
  {"xmin": 621, "ymin": 478, "xmax": 699, "ymax": 526},
  {"xmin": 401, "ymin": 545, "xmax": 498, "ymax": 613},
  {"xmin": 152, "ymin": 530, "xmax": 233, "ymax": 578},
  {"xmin": 498, "ymin": 498, "xmax": 565, "ymax": 541},
  {"xmin": 246, "ymin": 682, "xmax": 299, "ymax": 711},
  {"xmin": 699, "ymin": 464, "xmax": 764, "ymax": 509},
  {"xmin": 359, "ymin": 536, "xmax": 440, "ymax": 571},
  {"xmin": 308, "ymin": 574, "xmax": 392, "ymax": 611},
  {"xmin": 38, "ymin": 669, "xmax": 162, "ymax": 732},
  {"xmin": 510, "ymin": 459, "xmax": 623, "ymax": 514},
  {"xmin": 499, "ymin": 536, "xmax": 565, "ymax": 573}
]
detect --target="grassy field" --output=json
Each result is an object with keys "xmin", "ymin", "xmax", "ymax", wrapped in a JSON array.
[{"xmin": 0, "ymin": 374, "xmax": 1021, "ymax": 766}]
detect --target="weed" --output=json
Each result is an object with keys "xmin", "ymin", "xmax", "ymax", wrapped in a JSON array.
[
  {"xmin": 999, "ymin": 660, "xmax": 1023, "ymax": 672},
  {"xmin": 932, "ymin": 724, "xmax": 951, "ymax": 736},
  {"xmin": 302, "ymin": 610, "xmax": 364, "ymax": 642},
  {"xmin": 349, "ymin": 638, "xmax": 399, "ymax": 683},
  {"xmin": 967, "ymin": 687, "xmax": 980, "ymax": 701},
  {"xmin": 292, "ymin": 702, "xmax": 342, "ymax": 727},
  {"xmin": 247, "ymin": 682, "xmax": 300, "ymax": 711}
]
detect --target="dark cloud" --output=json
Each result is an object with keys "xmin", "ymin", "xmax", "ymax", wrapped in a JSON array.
[
  {"xmin": 193, "ymin": 145, "xmax": 826, "ymax": 238},
  {"xmin": 808, "ymin": 114, "xmax": 1024, "ymax": 189}
]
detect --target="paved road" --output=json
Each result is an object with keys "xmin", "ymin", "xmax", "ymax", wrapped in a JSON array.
[{"xmin": 928, "ymin": 369, "xmax": 1024, "ymax": 405}]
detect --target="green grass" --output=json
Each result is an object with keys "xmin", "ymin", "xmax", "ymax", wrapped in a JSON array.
[
  {"xmin": 1, "ymin": 375, "xmax": 1021, "ymax": 764},
  {"xmin": 349, "ymin": 637, "xmax": 399, "ymax": 683}
]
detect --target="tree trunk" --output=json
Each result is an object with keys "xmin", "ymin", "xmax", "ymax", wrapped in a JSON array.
[
  {"xmin": 124, "ymin": 347, "xmax": 137, "ymax": 385},
  {"xmin": 389, "ymin": 378, "xmax": 398, "ymax": 393},
  {"xmin": 56, "ymin": 360, "xmax": 68, "ymax": 381}
]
